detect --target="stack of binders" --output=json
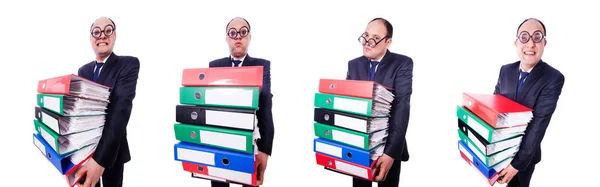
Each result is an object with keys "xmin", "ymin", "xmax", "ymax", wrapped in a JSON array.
[
  {"xmin": 312, "ymin": 79, "xmax": 394, "ymax": 181},
  {"xmin": 456, "ymin": 93, "xmax": 533, "ymax": 186},
  {"xmin": 33, "ymin": 74, "xmax": 110, "ymax": 187},
  {"xmin": 173, "ymin": 66, "xmax": 263, "ymax": 186}
]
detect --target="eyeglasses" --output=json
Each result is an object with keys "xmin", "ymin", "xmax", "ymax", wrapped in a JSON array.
[
  {"xmin": 227, "ymin": 26, "xmax": 250, "ymax": 39},
  {"xmin": 91, "ymin": 25, "xmax": 115, "ymax": 39},
  {"xmin": 358, "ymin": 35, "xmax": 388, "ymax": 48},
  {"xmin": 517, "ymin": 30, "xmax": 545, "ymax": 44}
]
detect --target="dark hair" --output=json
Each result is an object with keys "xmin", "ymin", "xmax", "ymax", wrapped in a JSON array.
[
  {"xmin": 90, "ymin": 17, "xmax": 116, "ymax": 31},
  {"xmin": 226, "ymin": 17, "xmax": 251, "ymax": 32},
  {"xmin": 369, "ymin": 17, "xmax": 393, "ymax": 38},
  {"xmin": 517, "ymin": 18, "xmax": 546, "ymax": 36}
]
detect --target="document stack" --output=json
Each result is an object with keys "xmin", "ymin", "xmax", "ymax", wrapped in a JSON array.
[
  {"xmin": 173, "ymin": 66, "xmax": 263, "ymax": 186},
  {"xmin": 33, "ymin": 74, "xmax": 110, "ymax": 187},
  {"xmin": 312, "ymin": 78, "xmax": 394, "ymax": 181},
  {"xmin": 456, "ymin": 93, "xmax": 533, "ymax": 186}
]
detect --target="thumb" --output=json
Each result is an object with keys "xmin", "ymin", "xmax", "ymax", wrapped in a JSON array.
[{"xmin": 75, "ymin": 167, "xmax": 87, "ymax": 178}]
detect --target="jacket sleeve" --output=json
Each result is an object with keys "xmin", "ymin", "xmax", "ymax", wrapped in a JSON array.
[
  {"xmin": 383, "ymin": 57, "xmax": 413, "ymax": 160},
  {"xmin": 93, "ymin": 59, "xmax": 140, "ymax": 168}
]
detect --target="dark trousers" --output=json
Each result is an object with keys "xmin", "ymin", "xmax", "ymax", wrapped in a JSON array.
[
  {"xmin": 211, "ymin": 181, "xmax": 257, "ymax": 187},
  {"xmin": 353, "ymin": 160, "xmax": 402, "ymax": 187},
  {"xmin": 507, "ymin": 164, "xmax": 536, "ymax": 187},
  {"xmin": 94, "ymin": 163, "xmax": 124, "ymax": 187}
]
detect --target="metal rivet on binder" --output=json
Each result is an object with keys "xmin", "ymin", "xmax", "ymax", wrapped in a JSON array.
[
  {"xmin": 324, "ymin": 114, "xmax": 330, "ymax": 121},
  {"xmin": 198, "ymin": 73, "xmax": 205, "ymax": 80},
  {"xmin": 325, "ymin": 130, "xmax": 330, "ymax": 136},
  {"xmin": 326, "ymin": 98, "xmax": 331, "ymax": 105},
  {"xmin": 190, "ymin": 131, "xmax": 197, "ymax": 139},
  {"xmin": 191, "ymin": 111, "xmax": 198, "ymax": 120},
  {"xmin": 329, "ymin": 83, "xmax": 335, "ymax": 90},
  {"xmin": 327, "ymin": 160, "xmax": 332, "ymax": 166},
  {"xmin": 47, "ymin": 153, "xmax": 51, "ymax": 159},
  {"xmin": 197, "ymin": 166, "xmax": 204, "ymax": 172},
  {"xmin": 222, "ymin": 158, "xmax": 230, "ymax": 165},
  {"xmin": 195, "ymin": 92, "xmax": 202, "ymax": 100},
  {"xmin": 347, "ymin": 152, "xmax": 353, "ymax": 158}
]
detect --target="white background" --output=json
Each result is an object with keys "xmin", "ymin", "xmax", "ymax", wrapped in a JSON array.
[{"xmin": 0, "ymin": 0, "xmax": 598, "ymax": 186}]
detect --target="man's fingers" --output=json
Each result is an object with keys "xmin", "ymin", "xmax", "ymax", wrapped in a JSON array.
[{"xmin": 75, "ymin": 167, "xmax": 87, "ymax": 179}]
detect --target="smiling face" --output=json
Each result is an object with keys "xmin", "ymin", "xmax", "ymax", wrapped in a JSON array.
[
  {"xmin": 90, "ymin": 17, "xmax": 116, "ymax": 61},
  {"xmin": 226, "ymin": 18, "xmax": 251, "ymax": 59},
  {"xmin": 515, "ymin": 19, "xmax": 546, "ymax": 69}
]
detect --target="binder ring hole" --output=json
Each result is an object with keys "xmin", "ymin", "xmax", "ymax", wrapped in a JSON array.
[
  {"xmin": 222, "ymin": 158, "xmax": 230, "ymax": 165},
  {"xmin": 326, "ymin": 98, "xmax": 331, "ymax": 105},
  {"xmin": 463, "ymin": 115, "xmax": 466, "ymax": 120},
  {"xmin": 324, "ymin": 114, "xmax": 330, "ymax": 121},
  {"xmin": 347, "ymin": 152, "xmax": 353, "ymax": 158},
  {"xmin": 191, "ymin": 111, "xmax": 198, "ymax": 120},
  {"xmin": 42, "ymin": 83, "xmax": 46, "ymax": 89},
  {"xmin": 329, "ymin": 83, "xmax": 335, "ymax": 89},
  {"xmin": 197, "ymin": 166, "xmax": 204, "ymax": 172},
  {"xmin": 325, "ymin": 130, "xmax": 330, "ymax": 136},
  {"xmin": 40, "ymin": 98, "xmax": 43, "ymax": 103},
  {"xmin": 37, "ymin": 112, "xmax": 41, "ymax": 118},
  {"xmin": 47, "ymin": 152, "xmax": 51, "ymax": 159},
  {"xmin": 190, "ymin": 131, "xmax": 197, "ymax": 139},
  {"xmin": 198, "ymin": 73, "xmax": 205, "ymax": 80},
  {"xmin": 195, "ymin": 92, "xmax": 202, "ymax": 100},
  {"xmin": 468, "ymin": 101, "xmax": 473, "ymax": 106},
  {"xmin": 327, "ymin": 160, "xmax": 332, "ymax": 166}
]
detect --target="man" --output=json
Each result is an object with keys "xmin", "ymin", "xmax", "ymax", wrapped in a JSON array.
[
  {"xmin": 495, "ymin": 18, "xmax": 565, "ymax": 187},
  {"xmin": 208, "ymin": 17, "xmax": 274, "ymax": 187},
  {"xmin": 346, "ymin": 18, "xmax": 413, "ymax": 187},
  {"xmin": 75, "ymin": 17, "xmax": 140, "ymax": 187}
]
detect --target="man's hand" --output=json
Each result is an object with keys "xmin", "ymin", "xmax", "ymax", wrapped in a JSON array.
[
  {"xmin": 497, "ymin": 164, "xmax": 519, "ymax": 184},
  {"xmin": 373, "ymin": 154, "xmax": 394, "ymax": 181},
  {"xmin": 76, "ymin": 158, "xmax": 105, "ymax": 187},
  {"xmin": 255, "ymin": 151, "xmax": 269, "ymax": 185}
]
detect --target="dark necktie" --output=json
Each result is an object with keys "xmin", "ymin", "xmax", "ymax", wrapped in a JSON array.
[
  {"xmin": 516, "ymin": 70, "xmax": 530, "ymax": 97},
  {"xmin": 369, "ymin": 61, "xmax": 379, "ymax": 81},
  {"xmin": 93, "ymin": 62, "xmax": 104, "ymax": 82},
  {"xmin": 233, "ymin": 60, "xmax": 242, "ymax": 67}
]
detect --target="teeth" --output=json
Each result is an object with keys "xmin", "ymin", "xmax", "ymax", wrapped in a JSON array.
[{"xmin": 525, "ymin": 51, "xmax": 535, "ymax": 55}]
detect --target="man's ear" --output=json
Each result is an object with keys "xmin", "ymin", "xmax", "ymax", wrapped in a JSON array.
[
  {"xmin": 543, "ymin": 39, "xmax": 547, "ymax": 46},
  {"xmin": 514, "ymin": 40, "xmax": 517, "ymax": 47},
  {"xmin": 385, "ymin": 38, "xmax": 392, "ymax": 48}
]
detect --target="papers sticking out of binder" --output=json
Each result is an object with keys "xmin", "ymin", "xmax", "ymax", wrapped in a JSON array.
[
  {"xmin": 37, "ymin": 74, "xmax": 111, "ymax": 102},
  {"xmin": 462, "ymin": 93, "xmax": 533, "ymax": 128}
]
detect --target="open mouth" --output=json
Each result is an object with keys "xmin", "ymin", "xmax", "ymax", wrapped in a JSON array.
[
  {"xmin": 524, "ymin": 51, "xmax": 535, "ymax": 55},
  {"xmin": 97, "ymin": 42, "xmax": 109, "ymax": 46}
]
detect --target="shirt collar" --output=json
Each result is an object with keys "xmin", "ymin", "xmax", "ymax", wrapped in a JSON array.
[
  {"xmin": 231, "ymin": 54, "xmax": 247, "ymax": 63},
  {"xmin": 96, "ymin": 55, "xmax": 110, "ymax": 64}
]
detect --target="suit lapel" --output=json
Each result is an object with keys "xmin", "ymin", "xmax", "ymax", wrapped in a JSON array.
[
  {"xmin": 98, "ymin": 53, "xmax": 117, "ymax": 84},
  {"xmin": 358, "ymin": 57, "xmax": 370, "ymax": 81},
  {"xmin": 506, "ymin": 63, "xmax": 520, "ymax": 100},
  {"xmin": 373, "ymin": 50, "xmax": 391, "ymax": 84},
  {"xmin": 242, "ymin": 55, "xmax": 256, "ymax": 67},
  {"xmin": 516, "ymin": 61, "xmax": 545, "ymax": 102}
]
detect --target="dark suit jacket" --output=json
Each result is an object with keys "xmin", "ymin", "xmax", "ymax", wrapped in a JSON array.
[
  {"xmin": 78, "ymin": 52, "xmax": 140, "ymax": 168},
  {"xmin": 346, "ymin": 50, "xmax": 413, "ymax": 161},
  {"xmin": 209, "ymin": 55, "xmax": 275, "ymax": 155},
  {"xmin": 494, "ymin": 60, "xmax": 564, "ymax": 171}
]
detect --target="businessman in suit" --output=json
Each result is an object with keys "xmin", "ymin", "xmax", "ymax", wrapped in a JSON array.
[
  {"xmin": 208, "ymin": 17, "xmax": 274, "ymax": 187},
  {"xmin": 495, "ymin": 18, "xmax": 565, "ymax": 187},
  {"xmin": 346, "ymin": 18, "xmax": 413, "ymax": 187},
  {"xmin": 75, "ymin": 17, "xmax": 140, "ymax": 187}
]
